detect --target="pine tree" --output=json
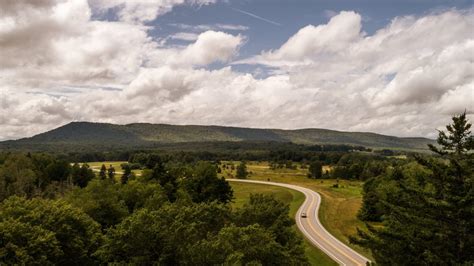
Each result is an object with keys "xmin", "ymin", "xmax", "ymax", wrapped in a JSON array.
[
  {"xmin": 107, "ymin": 165, "xmax": 115, "ymax": 182},
  {"xmin": 99, "ymin": 164, "xmax": 107, "ymax": 180},
  {"xmin": 236, "ymin": 162, "xmax": 248, "ymax": 179},
  {"xmin": 351, "ymin": 113, "xmax": 474, "ymax": 265},
  {"xmin": 121, "ymin": 165, "xmax": 131, "ymax": 185}
]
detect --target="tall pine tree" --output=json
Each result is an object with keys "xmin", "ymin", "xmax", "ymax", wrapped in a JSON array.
[{"xmin": 351, "ymin": 112, "xmax": 473, "ymax": 265}]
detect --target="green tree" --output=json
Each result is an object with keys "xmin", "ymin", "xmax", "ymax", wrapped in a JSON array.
[
  {"xmin": 234, "ymin": 194, "xmax": 307, "ymax": 261},
  {"xmin": 0, "ymin": 218, "xmax": 62, "ymax": 265},
  {"xmin": 71, "ymin": 163, "xmax": 94, "ymax": 188},
  {"xmin": 0, "ymin": 197, "xmax": 102, "ymax": 265},
  {"xmin": 97, "ymin": 202, "xmax": 230, "ymax": 264},
  {"xmin": 151, "ymin": 162, "xmax": 177, "ymax": 202},
  {"xmin": 99, "ymin": 164, "xmax": 106, "ymax": 180},
  {"xmin": 121, "ymin": 164, "xmax": 132, "ymax": 185},
  {"xmin": 66, "ymin": 179, "xmax": 128, "ymax": 228},
  {"xmin": 107, "ymin": 165, "xmax": 115, "ymax": 182},
  {"xmin": 308, "ymin": 161, "xmax": 322, "ymax": 178},
  {"xmin": 0, "ymin": 154, "xmax": 37, "ymax": 201},
  {"xmin": 429, "ymin": 111, "xmax": 474, "ymax": 156},
  {"xmin": 182, "ymin": 162, "xmax": 233, "ymax": 204},
  {"xmin": 45, "ymin": 160, "xmax": 71, "ymax": 183},
  {"xmin": 119, "ymin": 180, "xmax": 167, "ymax": 213},
  {"xmin": 236, "ymin": 161, "xmax": 248, "ymax": 179},
  {"xmin": 217, "ymin": 224, "xmax": 308, "ymax": 265},
  {"xmin": 351, "ymin": 113, "xmax": 474, "ymax": 265}
]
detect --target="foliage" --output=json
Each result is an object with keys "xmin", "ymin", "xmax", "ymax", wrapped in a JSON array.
[
  {"xmin": 234, "ymin": 194, "xmax": 307, "ymax": 261},
  {"xmin": 352, "ymin": 113, "xmax": 474, "ymax": 265},
  {"xmin": 71, "ymin": 163, "xmax": 95, "ymax": 188},
  {"xmin": 429, "ymin": 111, "xmax": 474, "ymax": 156},
  {"xmin": 0, "ymin": 153, "xmax": 94, "ymax": 201},
  {"xmin": 99, "ymin": 164, "xmax": 106, "ymax": 180},
  {"xmin": 66, "ymin": 179, "xmax": 129, "ymax": 229},
  {"xmin": 97, "ymin": 194, "xmax": 307, "ymax": 265},
  {"xmin": 0, "ymin": 196, "xmax": 102, "ymax": 265},
  {"xmin": 120, "ymin": 163, "xmax": 132, "ymax": 184},
  {"xmin": 308, "ymin": 161, "xmax": 322, "ymax": 178},
  {"xmin": 193, "ymin": 224, "xmax": 308, "ymax": 265},
  {"xmin": 236, "ymin": 161, "xmax": 249, "ymax": 179},
  {"xmin": 107, "ymin": 165, "xmax": 115, "ymax": 181},
  {"xmin": 96, "ymin": 202, "xmax": 230, "ymax": 264},
  {"xmin": 182, "ymin": 162, "xmax": 233, "ymax": 204}
]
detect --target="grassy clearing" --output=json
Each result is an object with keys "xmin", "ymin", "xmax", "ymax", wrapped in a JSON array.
[
  {"xmin": 230, "ymin": 182, "xmax": 337, "ymax": 266},
  {"xmin": 85, "ymin": 161, "xmax": 142, "ymax": 179},
  {"xmin": 222, "ymin": 161, "xmax": 372, "ymax": 259}
]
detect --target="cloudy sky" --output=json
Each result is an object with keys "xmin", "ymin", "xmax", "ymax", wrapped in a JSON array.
[{"xmin": 1, "ymin": 0, "xmax": 473, "ymax": 140}]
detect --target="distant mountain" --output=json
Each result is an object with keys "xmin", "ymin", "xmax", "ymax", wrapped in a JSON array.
[{"xmin": 0, "ymin": 122, "xmax": 434, "ymax": 151}]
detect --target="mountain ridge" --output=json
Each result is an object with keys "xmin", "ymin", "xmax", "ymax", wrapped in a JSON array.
[{"xmin": 1, "ymin": 121, "xmax": 435, "ymax": 151}]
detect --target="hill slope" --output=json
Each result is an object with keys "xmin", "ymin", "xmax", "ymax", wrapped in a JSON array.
[{"xmin": 0, "ymin": 122, "xmax": 434, "ymax": 151}]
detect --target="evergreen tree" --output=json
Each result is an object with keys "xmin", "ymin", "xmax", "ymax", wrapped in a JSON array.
[
  {"xmin": 107, "ymin": 165, "xmax": 115, "ymax": 182},
  {"xmin": 121, "ymin": 164, "xmax": 132, "ymax": 185},
  {"xmin": 351, "ymin": 113, "xmax": 474, "ymax": 265},
  {"xmin": 236, "ymin": 162, "xmax": 248, "ymax": 179},
  {"xmin": 99, "ymin": 164, "xmax": 106, "ymax": 180}
]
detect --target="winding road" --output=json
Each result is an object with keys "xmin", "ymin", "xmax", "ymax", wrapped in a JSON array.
[{"xmin": 228, "ymin": 179, "xmax": 370, "ymax": 266}]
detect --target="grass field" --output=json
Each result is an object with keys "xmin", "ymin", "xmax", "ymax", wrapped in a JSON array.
[
  {"xmin": 231, "ymin": 182, "xmax": 337, "ymax": 266},
  {"xmin": 84, "ymin": 161, "xmax": 142, "ymax": 179},
  {"xmin": 221, "ymin": 161, "xmax": 372, "ymax": 259}
]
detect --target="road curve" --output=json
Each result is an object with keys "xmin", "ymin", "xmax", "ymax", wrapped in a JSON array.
[{"xmin": 228, "ymin": 179, "xmax": 370, "ymax": 266}]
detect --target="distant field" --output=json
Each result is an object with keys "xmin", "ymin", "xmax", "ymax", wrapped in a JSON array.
[
  {"xmin": 221, "ymin": 161, "xmax": 371, "ymax": 259},
  {"xmin": 85, "ymin": 161, "xmax": 142, "ymax": 179},
  {"xmin": 230, "ymin": 182, "xmax": 337, "ymax": 266}
]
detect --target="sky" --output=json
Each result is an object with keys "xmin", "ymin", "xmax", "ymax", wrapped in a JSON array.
[{"xmin": 0, "ymin": 0, "xmax": 473, "ymax": 141}]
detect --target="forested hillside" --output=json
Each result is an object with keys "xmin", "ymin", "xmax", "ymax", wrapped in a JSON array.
[{"xmin": 0, "ymin": 122, "xmax": 434, "ymax": 151}]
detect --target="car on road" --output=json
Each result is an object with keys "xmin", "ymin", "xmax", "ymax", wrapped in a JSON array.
[{"xmin": 301, "ymin": 212, "xmax": 307, "ymax": 218}]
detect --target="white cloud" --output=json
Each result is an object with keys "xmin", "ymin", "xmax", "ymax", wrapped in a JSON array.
[
  {"xmin": 178, "ymin": 31, "xmax": 243, "ymax": 65},
  {"xmin": 89, "ymin": 0, "xmax": 217, "ymax": 23},
  {"xmin": 237, "ymin": 10, "xmax": 474, "ymax": 137},
  {"xmin": 150, "ymin": 31, "xmax": 244, "ymax": 66},
  {"xmin": 261, "ymin": 11, "xmax": 362, "ymax": 62},
  {"xmin": 0, "ymin": 0, "xmax": 155, "ymax": 91},
  {"xmin": 0, "ymin": 4, "xmax": 473, "ymax": 141}
]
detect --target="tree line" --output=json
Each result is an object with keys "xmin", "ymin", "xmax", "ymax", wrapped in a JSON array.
[{"xmin": 0, "ymin": 154, "xmax": 308, "ymax": 264}]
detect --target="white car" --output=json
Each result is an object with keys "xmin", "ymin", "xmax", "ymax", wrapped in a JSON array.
[{"xmin": 301, "ymin": 212, "xmax": 307, "ymax": 218}]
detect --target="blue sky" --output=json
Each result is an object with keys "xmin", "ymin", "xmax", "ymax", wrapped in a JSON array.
[
  {"xmin": 0, "ymin": 0, "xmax": 473, "ymax": 140},
  {"xmin": 152, "ymin": 0, "xmax": 473, "ymax": 58}
]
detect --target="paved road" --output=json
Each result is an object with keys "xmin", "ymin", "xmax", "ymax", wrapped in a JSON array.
[{"xmin": 228, "ymin": 179, "xmax": 370, "ymax": 266}]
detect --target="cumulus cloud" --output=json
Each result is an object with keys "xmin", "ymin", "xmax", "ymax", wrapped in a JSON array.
[
  {"xmin": 0, "ymin": 3, "xmax": 472, "ymax": 141},
  {"xmin": 0, "ymin": 0, "xmax": 155, "ymax": 91},
  {"xmin": 238, "ymin": 9, "xmax": 473, "ymax": 136},
  {"xmin": 149, "ymin": 31, "xmax": 243, "ymax": 66}
]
